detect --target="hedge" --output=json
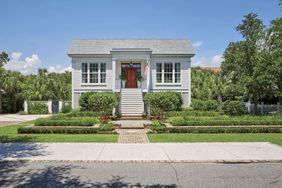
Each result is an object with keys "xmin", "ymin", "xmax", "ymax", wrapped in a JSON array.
[
  {"xmin": 34, "ymin": 117, "xmax": 99, "ymax": 126},
  {"xmin": 28, "ymin": 102, "xmax": 48, "ymax": 114},
  {"xmin": 155, "ymin": 127, "xmax": 282, "ymax": 134},
  {"xmin": 17, "ymin": 127, "xmax": 115, "ymax": 134},
  {"xmin": 165, "ymin": 110, "xmax": 220, "ymax": 117},
  {"xmin": 191, "ymin": 99, "xmax": 218, "ymax": 111}
]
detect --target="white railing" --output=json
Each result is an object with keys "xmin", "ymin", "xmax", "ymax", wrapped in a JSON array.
[{"xmin": 243, "ymin": 102, "xmax": 281, "ymax": 115}]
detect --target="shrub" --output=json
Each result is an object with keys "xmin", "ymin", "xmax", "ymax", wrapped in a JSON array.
[
  {"xmin": 166, "ymin": 117, "xmax": 185, "ymax": 126},
  {"xmin": 34, "ymin": 117, "xmax": 99, "ymax": 126},
  {"xmin": 28, "ymin": 102, "xmax": 48, "ymax": 114},
  {"xmin": 150, "ymin": 121, "xmax": 166, "ymax": 132},
  {"xmin": 165, "ymin": 110, "xmax": 220, "ymax": 117},
  {"xmin": 61, "ymin": 102, "xmax": 72, "ymax": 113},
  {"xmin": 144, "ymin": 92, "xmax": 183, "ymax": 118},
  {"xmin": 165, "ymin": 127, "xmax": 282, "ymax": 134},
  {"xmin": 223, "ymin": 100, "xmax": 246, "ymax": 115},
  {"xmin": 79, "ymin": 92, "xmax": 119, "ymax": 116},
  {"xmin": 99, "ymin": 121, "xmax": 115, "ymax": 131},
  {"xmin": 19, "ymin": 111, "xmax": 27, "ymax": 115},
  {"xmin": 65, "ymin": 109, "xmax": 98, "ymax": 117},
  {"xmin": 18, "ymin": 127, "xmax": 103, "ymax": 134},
  {"xmin": 191, "ymin": 99, "xmax": 218, "ymax": 111}
]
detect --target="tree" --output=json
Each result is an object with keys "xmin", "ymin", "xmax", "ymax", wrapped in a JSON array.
[
  {"xmin": 0, "ymin": 52, "xmax": 9, "ymax": 113},
  {"xmin": 222, "ymin": 13, "xmax": 267, "ymax": 113}
]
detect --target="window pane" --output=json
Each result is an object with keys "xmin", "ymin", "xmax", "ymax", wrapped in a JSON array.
[
  {"xmin": 90, "ymin": 63, "xmax": 98, "ymax": 73},
  {"xmin": 100, "ymin": 73, "xmax": 106, "ymax": 83},
  {"xmin": 90, "ymin": 73, "xmax": 98, "ymax": 83},
  {"xmin": 156, "ymin": 73, "xmax": 162, "ymax": 83},
  {"xmin": 82, "ymin": 63, "xmax": 87, "ymax": 73},
  {"xmin": 164, "ymin": 73, "xmax": 173, "ymax": 83},
  {"xmin": 100, "ymin": 63, "xmax": 106, "ymax": 72},
  {"xmin": 156, "ymin": 63, "xmax": 162, "ymax": 73},
  {"xmin": 175, "ymin": 63, "xmax": 180, "ymax": 73},
  {"xmin": 164, "ymin": 63, "xmax": 173, "ymax": 73},
  {"xmin": 82, "ymin": 73, "xmax": 87, "ymax": 83},
  {"xmin": 175, "ymin": 73, "xmax": 181, "ymax": 83}
]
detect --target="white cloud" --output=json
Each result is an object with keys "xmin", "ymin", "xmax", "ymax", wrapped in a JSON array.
[
  {"xmin": 48, "ymin": 65, "xmax": 72, "ymax": 73},
  {"xmin": 4, "ymin": 52, "xmax": 41, "ymax": 75},
  {"xmin": 192, "ymin": 57, "xmax": 207, "ymax": 67},
  {"xmin": 192, "ymin": 41, "xmax": 203, "ymax": 48},
  {"xmin": 211, "ymin": 54, "xmax": 224, "ymax": 66}
]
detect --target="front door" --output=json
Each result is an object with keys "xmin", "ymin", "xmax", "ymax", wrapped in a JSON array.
[{"xmin": 124, "ymin": 68, "xmax": 137, "ymax": 88}]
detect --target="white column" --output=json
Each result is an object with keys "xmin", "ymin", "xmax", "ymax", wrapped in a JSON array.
[
  {"xmin": 146, "ymin": 58, "xmax": 151, "ymax": 92},
  {"xmin": 48, "ymin": 100, "xmax": 52, "ymax": 114},
  {"xmin": 112, "ymin": 58, "xmax": 116, "ymax": 92},
  {"xmin": 188, "ymin": 63, "xmax": 192, "ymax": 106},
  {"xmin": 24, "ymin": 101, "xmax": 28, "ymax": 113},
  {"xmin": 59, "ymin": 100, "xmax": 63, "ymax": 113}
]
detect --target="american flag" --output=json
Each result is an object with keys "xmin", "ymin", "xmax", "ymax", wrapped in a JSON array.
[{"xmin": 144, "ymin": 62, "xmax": 149, "ymax": 76}]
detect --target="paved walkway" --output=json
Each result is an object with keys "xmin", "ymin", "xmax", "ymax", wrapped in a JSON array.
[
  {"xmin": 113, "ymin": 120, "xmax": 151, "ymax": 129},
  {"xmin": 0, "ymin": 114, "xmax": 50, "ymax": 127},
  {"xmin": 1, "ymin": 142, "xmax": 282, "ymax": 162},
  {"xmin": 117, "ymin": 129, "xmax": 149, "ymax": 143}
]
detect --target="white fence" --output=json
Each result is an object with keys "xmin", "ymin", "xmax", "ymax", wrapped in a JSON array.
[
  {"xmin": 244, "ymin": 102, "xmax": 281, "ymax": 115},
  {"xmin": 24, "ymin": 100, "xmax": 71, "ymax": 114}
]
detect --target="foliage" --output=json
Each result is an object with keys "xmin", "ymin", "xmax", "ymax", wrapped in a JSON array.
[
  {"xmin": 166, "ymin": 117, "xmax": 185, "ymax": 126},
  {"xmin": 17, "ymin": 127, "xmax": 116, "ymax": 134},
  {"xmin": 165, "ymin": 110, "xmax": 220, "ymax": 117},
  {"xmin": 34, "ymin": 117, "xmax": 99, "ymax": 126},
  {"xmin": 28, "ymin": 102, "xmax": 48, "ymax": 114},
  {"xmin": 119, "ymin": 72, "xmax": 127, "ymax": 81},
  {"xmin": 150, "ymin": 121, "xmax": 166, "ymax": 132},
  {"xmin": 61, "ymin": 102, "xmax": 72, "ymax": 113},
  {"xmin": 99, "ymin": 121, "xmax": 115, "ymax": 131},
  {"xmin": 135, "ymin": 73, "xmax": 143, "ymax": 81},
  {"xmin": 64, "ymin": 109, "xmax": 98, "ymax": 117},
  {"xmin": 79, "ymin": 92, "xmax": 119, "ymax": 117},
  {"xmin": 191, "ymin": 99, "xmax": 218, "ymax": 111},
  {"xmin": 157, "ymin": 127, "xmax": 282, "ymax": 134},
  {"xmin": 223, "ymin": 100, "xmax": 246, "ymax": 115},
  {"xmin": 144, "ymin": 92, "xmax": 182, "ymax": 118}
]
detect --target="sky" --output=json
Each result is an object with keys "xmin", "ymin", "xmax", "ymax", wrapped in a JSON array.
[{"xmin": 0, "ymin": 0, "xmax": 281, "ymax": 74}]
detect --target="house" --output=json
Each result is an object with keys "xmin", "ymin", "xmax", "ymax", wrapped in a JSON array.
[
  {"xmin": 68, "ymin": 39, "xmax": 195, "ymax": 116},
  {"xmin": 201, "ymin": 67, "xmax": 222, "ymax": 72}
]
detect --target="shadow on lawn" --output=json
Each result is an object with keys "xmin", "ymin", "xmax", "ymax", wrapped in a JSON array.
[{"xmin": 0, "ymin": 163, "xmax": 177, "ymax": 188}]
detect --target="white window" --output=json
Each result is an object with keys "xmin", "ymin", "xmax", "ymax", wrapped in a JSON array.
[
  {"xmin": 156, "ymin": 62, "xmax": 181, "ymax": 84},
  {"xmin": 81, "ymin": 62, "xmax": 106, "ymax": 84}
]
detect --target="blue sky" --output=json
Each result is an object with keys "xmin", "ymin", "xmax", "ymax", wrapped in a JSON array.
[{"xmin": 0, "ymin": 0, "xmax": 280, "ymax": 73}]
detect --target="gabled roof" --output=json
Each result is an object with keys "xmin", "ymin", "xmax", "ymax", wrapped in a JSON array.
[{"xmin": 68, "ymin": 39, "xmax": 195, "ymax": 55}]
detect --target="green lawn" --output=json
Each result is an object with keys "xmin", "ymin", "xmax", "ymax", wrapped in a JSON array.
[
  {"xmin": 0, "ymin": 122, "xmax": 118, "ymax": 143},
  {"xmin": 148, "ymin": 133, "xmax": 282, "ymax": 146}
]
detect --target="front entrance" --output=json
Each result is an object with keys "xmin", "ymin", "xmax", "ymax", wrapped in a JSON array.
[
  {"xmin": 124, "ymin": 68, "xmax": 137, "ymax": 88},
  {"xmin": 121, "ymin": 63, "xmax": 141, "ymax": 88}
]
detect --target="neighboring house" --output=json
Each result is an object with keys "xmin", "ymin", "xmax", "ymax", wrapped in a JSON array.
[
  {"xmin": 68, "ymin": 39, "xmax": 195, "ymax": 116},
  {"xmin": 201, "ymin": 67, "xmax": 222, "ymax": 72}
]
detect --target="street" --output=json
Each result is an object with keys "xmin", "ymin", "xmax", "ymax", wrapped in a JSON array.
[{"xmin": 0, "ymin": 162, "xmax": 281, "ymax": 188}]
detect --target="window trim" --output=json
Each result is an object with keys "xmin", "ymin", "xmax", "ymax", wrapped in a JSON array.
[
  {"xmin": 81, "ymin": 62, "xmax": 107, "ymax": 85},
  {"xmin": 155, "ymin": 62, "xmax": 181, "ymax": 84}
]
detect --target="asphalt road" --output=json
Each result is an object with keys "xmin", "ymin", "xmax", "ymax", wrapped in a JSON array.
[{"xmin": 0, "ymin": 162, "xmax": 281, "ymax": 188}]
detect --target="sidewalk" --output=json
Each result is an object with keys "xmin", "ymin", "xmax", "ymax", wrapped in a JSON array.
[{"xmin": 1, "ymin": 142, "xmax": 282, "ymax": 163}]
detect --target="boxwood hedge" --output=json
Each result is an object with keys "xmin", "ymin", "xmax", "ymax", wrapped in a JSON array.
[
  {"xmin": 17, "ymin": 127, "xmax": 116, "ymax": 134},
  {"xmin": 34, "ymin": 117, "xmax": 99, "ymax": 126}
]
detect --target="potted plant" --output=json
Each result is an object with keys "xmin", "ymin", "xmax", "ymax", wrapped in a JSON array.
[
  {"xmin": 136, "ymin": 73, "xmax": 143, "ymax": 88},
  {"xmin": 119, "ymin": 72, "xmax": 127, "ymax": 88}
]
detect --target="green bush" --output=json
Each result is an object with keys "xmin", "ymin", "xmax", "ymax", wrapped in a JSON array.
[
  {"xmin": 28, "ymin": 102, "xmax": 48, "ymax": 114},
  {"xmin": 165, "ymin": 127, "xmax": 282, "ymax": 133},
  {"xmin": 144, "ymin": 92, "xmax": 183, "ymax": 118},
  {"xmin": 150, "ymin": 121, "xmax": 166, "ymax": 132},
  {"xmin": 34, "ymin": 117, "xmax": 99, "ymax": 126},
  {"xmin": 165, "ymin": 110, "xmax": 220, "ymax": 117},
  {"xmin": 17, "ymin": 127, "xmax": 105, "ymax": 134},
  {"xmin": 65, "ymin": 109, "xmax": 98, "ymax": 117},
  {"xmin": 191, "ymin": 99, "xmax": 218, "ymax": 111},
  {"xmin": 223, "ymin": 100, "xmax": 246, "ymax": 115},
  {"xmin": 166, "ymin": 117, "xmax": 185, "ymax": 126},
  {"xmin": 61, "ymin": 103, "xmax": 72, "ymax": 113},
  {"xmin": 99, "ymin": 121, "xmax": 115, "ymax": 131},
  {"xmin": 79, "ymin": 92, "xmax": 119, "ymax": 116}
]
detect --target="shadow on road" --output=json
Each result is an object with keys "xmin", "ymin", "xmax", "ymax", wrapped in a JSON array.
[{"xmin": 0, "ymin": 162, "xmax": 177, "ymax": 188}]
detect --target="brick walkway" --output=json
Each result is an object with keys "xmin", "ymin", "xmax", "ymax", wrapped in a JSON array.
[{"xmin": 117, "ymin": 129, "xmax": 149, "ymax": 143}]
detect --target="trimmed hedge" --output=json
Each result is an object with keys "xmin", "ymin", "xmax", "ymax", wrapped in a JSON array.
[
  {"xmin": 99, "ymin": 121, "xmax": 115, "ymax": 131},
  {"xmin": 155, "ymin": 127, "xmax": 282, "ymax": 134},
  {"xmin": 34, "ymin": 117, "xmax": 99, "ymax": 126},
  {"xmin": 28, "ymin": 102, "xmax": 48, "ymax": 114},
  {"xmin": 61, "ymin": 103, "xmax": 72, "ymax": 113},
  {"xmin": 165, "ymin": 110, "xmax": 220, "ymax": 117},
  {"xmin": 17, "ymin": 127, "xmax": 115, "ymax": 134},
  {"xmin": 223, "ymin": 100, "xmax": 246, "ymax": 115},
  {"xmin": 166, "ymin": 117, "xmax": 185, "ymax": 126}
]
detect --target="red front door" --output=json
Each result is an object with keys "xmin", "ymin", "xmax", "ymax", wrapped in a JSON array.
[{"xmin": 124, "ymin": 68, "xmax": 137, "ymax": 88}]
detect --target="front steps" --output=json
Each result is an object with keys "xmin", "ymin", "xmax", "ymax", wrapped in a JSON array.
[{"xmin": 120, "ymin": 89, "xmax": 144, "ymax": 117}]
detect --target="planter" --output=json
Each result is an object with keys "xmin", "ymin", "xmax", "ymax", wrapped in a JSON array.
[
  {"xmin": 137, "ymin": 81, "xmax": 141, "ymax": 88},
  {"xmin": 121, "ymin": 80, "xmax": 126, "ymax": 88}
]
